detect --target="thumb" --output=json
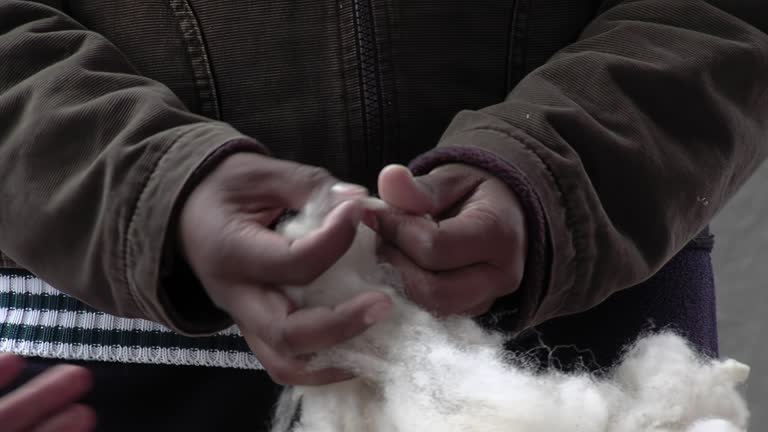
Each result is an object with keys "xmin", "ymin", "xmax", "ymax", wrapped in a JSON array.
[{"xmin": 377, "ymin": 164, "xmax": 482, "ymax": 216}]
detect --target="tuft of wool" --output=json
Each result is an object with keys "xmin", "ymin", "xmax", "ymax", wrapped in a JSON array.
[{"xmin": 271, "ymin": 191, "xmax": 751, "ymax": 432}]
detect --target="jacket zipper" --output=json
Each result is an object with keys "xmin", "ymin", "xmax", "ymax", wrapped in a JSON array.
[{"xmin": 351, "ymin": 0, "xmax": 383, "ymax": 186}]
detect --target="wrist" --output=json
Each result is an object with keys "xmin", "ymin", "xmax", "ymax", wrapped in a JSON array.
[{"xmin": 160, "ymin": 138, "xmax": 267, "ymax": 335}]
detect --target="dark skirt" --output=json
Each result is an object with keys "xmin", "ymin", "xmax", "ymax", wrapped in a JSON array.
[
  {"xmin": 508, "ymin": 228, "xmax": 718, "ymax": 371},
  {"xmin": 1, "ymin": 230, "xmax": 717, "ymax": 431}
]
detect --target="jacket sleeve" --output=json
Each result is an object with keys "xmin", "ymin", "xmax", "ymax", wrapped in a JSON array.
[
  {"xmin": 410, "ymin": 0, "xmax": 768, "ymax": 331},
  {"xmin": 0, "ymin": 1, "xmax": 266, "ymax": 334}
]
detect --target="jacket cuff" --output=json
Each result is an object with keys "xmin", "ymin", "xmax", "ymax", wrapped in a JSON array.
[
  {"xmin": 410, "ymin": 127, "xmax": 563, "ymax": 332},
  {"xmin": 125, "ymin": 122, "xmax": 267, "ymax": 336}
]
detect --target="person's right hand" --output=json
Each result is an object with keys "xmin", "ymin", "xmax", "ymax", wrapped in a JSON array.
[
  {"xmin": 0, "ymin": 353, "xmax": 95, "ymax": 432},
  {"xmin": 179, "ymin": 153, "xmax": 392, "ymax": 386}
]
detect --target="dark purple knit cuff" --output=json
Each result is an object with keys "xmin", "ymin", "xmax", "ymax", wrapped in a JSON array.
[{"xmin": 410, "ymin": 146, "xmax": 552, "ymax": 333}]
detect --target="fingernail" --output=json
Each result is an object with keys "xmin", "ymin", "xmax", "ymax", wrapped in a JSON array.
[
  {"xmin": 364, "ymin": 301, "xmax": 392, "ymax": 325},
  {"xmin": 383, "ymin": 164, "xmax": 411, "ymax": 177},
  {"xmin": 331, "ymin": 182, "xmax": 367, "ymax": 196},
  {"xmin": 361, "ymin": 197, "xmax": 389, "ymax": 211}
]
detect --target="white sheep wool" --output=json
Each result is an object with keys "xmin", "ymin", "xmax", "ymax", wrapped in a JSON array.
[{"xmin": 271, "ymin": 191, "xmax": 752, "ymax": 432}]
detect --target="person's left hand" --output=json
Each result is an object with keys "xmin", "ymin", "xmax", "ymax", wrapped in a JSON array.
[
  {"xmin": 375, "ymin": 164, "xmax": 527, "ymax": 317},
  {"xmin": 0, "ymin": 353, "xmax": 95, "ymax": 432}
]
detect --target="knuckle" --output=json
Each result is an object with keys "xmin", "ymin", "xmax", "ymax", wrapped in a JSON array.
[
  {"xmin": 260, "ymin": 323, "xmax": 292, "ymax": 356},
  {"xmin": 415, "ymin": 229, "xmax": 436, "ymax": 251},
  {"xmin": 279, "ymin": 260, "xmax": 322, "ymax": 286},
  {"xmin": 376, "ymin": 211, "xmax": 401, "ymax": 240},
  {"xmin": 267, "ymin": 365, "xmax": 301, "ymax": 386},
  {"xmin": 278, "ymin": 326, "xmax": 311, "ymax": 357},
  {"xmin": 257, "ymin": 350, "xmax": 304, "ymax": 385},
  {"xmin": 476, "ymin": 207, "xmax": 504, "ymax": 236},
  {"xmin": 333, "ymin": 318, "xmax": 363, "ymax": 343},
  {"xmin": 412, "ymin": 230, "xmax": 438, "ymax": 264},
  {"xmin": 407, "ymin": 274, "xmax": 440, "ymax": 308}
]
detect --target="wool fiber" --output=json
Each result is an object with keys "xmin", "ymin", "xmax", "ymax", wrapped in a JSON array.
[{"xmin": 271, "ymin": 192, "xmax": 751, "ymax": 432}]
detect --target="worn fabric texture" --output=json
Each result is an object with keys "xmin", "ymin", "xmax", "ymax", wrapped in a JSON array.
[{"xmin": 0, "ymin": 0, "xmax": 767, "ymax": 338}]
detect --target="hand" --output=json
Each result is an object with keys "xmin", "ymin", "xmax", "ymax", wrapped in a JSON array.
[
  {"xmin": 0, "ymin": 353, "xmax": 95, "ymax": 432},
  {"xmin": 376, "ymin": 164, "xmax": 527, "ymax": 316},
  {"xmin": 179, "ymin": 153, "xmax": 392, "ymax": 386}
]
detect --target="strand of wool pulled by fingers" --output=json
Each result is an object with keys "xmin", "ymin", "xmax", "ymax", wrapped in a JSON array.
[{"xmin": 270, "ymin": 187, "xmax": 752, "ymax": 432}]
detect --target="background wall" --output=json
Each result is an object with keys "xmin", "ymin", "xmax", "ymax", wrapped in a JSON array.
[{"xmin": 712, "ymin": 161, "xmax": 768, "ymax": 428}]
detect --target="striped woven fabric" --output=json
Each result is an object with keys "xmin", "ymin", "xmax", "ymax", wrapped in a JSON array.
[{"xmin": 0, "ymin": 271, "xmax": 262, "ymax": 369}]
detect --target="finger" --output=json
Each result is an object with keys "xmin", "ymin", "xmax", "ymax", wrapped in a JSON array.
[
  {"xmin": 281, "ymin": 199, "xmax": 367, "ymax": 281},
  {"xmin": 267, "ymin": 161, "xmax": 367, "ymax": 211},
  {"xmin": 228, "ymin": 285, "xmax": 391, "ymax": 386},
  {"xmin": 376, "ymin": 206, "xmax": 503, "ymax": 270},
  {"xmin": 234, "ymin": 287, "xmax": 392, "ymax": 356},
  {"xmin": 378, "ymin": 165, "xmax": 434, "ymax": 214},
  {"xmin": 30, "ymin": 404, "xmax": 96, "ymax": 432},
  {"xmin": 0, "ymin": 353, "xmax": 24, "ymax": 388},
  {"xmin": 226, "ymin": 198, "xmax": 367, "ymax": 286},
  {"xmin": 381, "ymin": 245, "xmax": 509, "ymax": 316},
  {"xmin": 225, "ymin": 287, "xmax": 294, "ymax": 330},
  {"xmin": 205, "ymin": 154, "xmax": 370, "ymax": 218},
  {"xmin": 328, "ymin": 182, "xmax": 370, "ymax": 204},
  {"xmin": 248, "ymin": 337, "xmax": 354, "ymax": 386},
  {"xmin": 377, "ymin": 164, "xmax": 483, "ymax": 216},
  {"xmin": 275, "ymin": 291, "xmax": 392, "ymax": 355},
  {"xmin": 211, "ymin": 154, "xmax": 348, "ymax": 210},
  {"xmin": 0, "ymin": 365, "xmax": 92, "ymax": 432},
  {"xmin": 276, "ymin": 164, "xmax": 366, "ymax": 210}
]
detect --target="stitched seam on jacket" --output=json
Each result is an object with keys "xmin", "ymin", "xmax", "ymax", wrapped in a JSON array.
[
  {"xmin": 506, "ymin": 0, "xmax": 531, "ymax": 93},
  {"xmin": 167, "ymin": 0, "xmax": 221, "ymax": 119},
  {"xmin": 123, "ymin": 124, "xmax": 204, "ymax": 319},
  {"xmin": 463, "ymin": 126, "xmax": 582, "ymax": 318}
]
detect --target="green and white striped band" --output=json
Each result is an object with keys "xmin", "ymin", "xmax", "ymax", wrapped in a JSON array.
[{"xmin": 0, "ymin": 272, "xmax": 263, "ymax": 369}]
